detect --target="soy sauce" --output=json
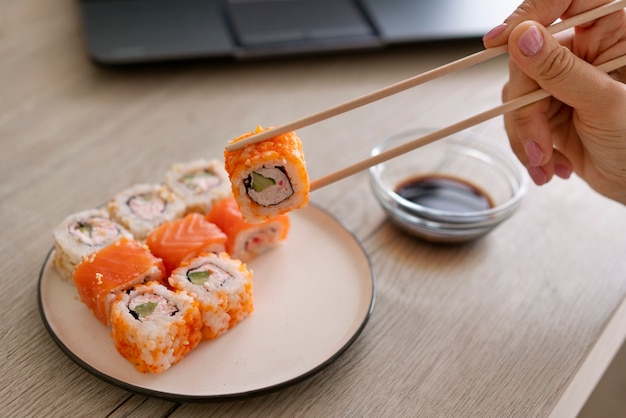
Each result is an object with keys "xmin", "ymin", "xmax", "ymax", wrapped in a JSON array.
[{"xmin": 395, "ymin": 175, "xmax": 494, "ymax": 212}]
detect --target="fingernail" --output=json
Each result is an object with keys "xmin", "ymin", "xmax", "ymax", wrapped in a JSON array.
[
  {"xmin": 524, "ymin": 141, "xmax": 544, "ymax": 166},
  {"xmin": 518, "ymin": 26, "xmax": 544, "ymax": 57},
  {"xmin": 483, "ymin": 23, "xmax": 508, "ymax": 42},
  {"xmin": 528, "ymin": 166, "xmax": 548, "ymax": 185},
  {"xmin": 555, "ymin": 164, "xmax": 572, "ymax": 179}
]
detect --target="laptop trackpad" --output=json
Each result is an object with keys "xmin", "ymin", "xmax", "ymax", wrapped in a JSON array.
[{"xmin": 226, "ymin": 0, "xmax": 375, "ymax": 46}]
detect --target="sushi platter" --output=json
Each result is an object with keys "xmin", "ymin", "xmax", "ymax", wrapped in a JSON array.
[
  {"xmin": 39, "ymin": 204, "xmax": 375, "ymax": 400},
  {"xmin": 38, "ymin": 126, "xmax": 378, "ymax": 397}
]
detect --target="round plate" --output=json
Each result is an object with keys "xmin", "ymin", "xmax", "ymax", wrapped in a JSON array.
[{"xmin": 38, "ymin": 204, "xmax": 375, "ymax": 401}]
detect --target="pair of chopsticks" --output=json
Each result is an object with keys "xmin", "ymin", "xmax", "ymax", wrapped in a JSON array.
[{"xmin": 225, "ymin": 0, "xmax": 626, "ymax": 191}]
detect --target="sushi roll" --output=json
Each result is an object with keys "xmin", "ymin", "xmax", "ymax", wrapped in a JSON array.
[
  {"xmin": 110, "ymin": 282, "xmax": 203, "ymax": 374},
  {"xmin": 107, "ymin": 183, "xmax": 186, "ymax": 241},
  {"xmin": 165, "ymin": 158, "xmax": 232, "ymax": 215},
  {"xmin": 169, "ymin": 252, "xmax": 254, "ymax": 340},
  {"xmin": 52, "ymin": 208, "xmax": 133, "ymax": 281},
  {"xmin": 72, "ymin": 237, "xmax": 166, "ymax": 326},
  {"xmin": 146, "ymin": 213, "xmax": 227, "ymax": 275},
  {"xmin": 206, "ymin": 196, "xmax": 290, "ymax": 262},
  {"xmin": 224, "ymin": 126, "xmax": 309, "ymax": 224}
]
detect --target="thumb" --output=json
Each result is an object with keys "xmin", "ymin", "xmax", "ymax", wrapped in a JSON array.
[{"xmin": 508, "ymin": 21, "xmax": 614, "ymax": 113}]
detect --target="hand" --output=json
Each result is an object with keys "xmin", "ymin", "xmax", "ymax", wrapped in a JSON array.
[{"xmin": 483, "ymin": 1, "xmax": 626, "ymax": 205}]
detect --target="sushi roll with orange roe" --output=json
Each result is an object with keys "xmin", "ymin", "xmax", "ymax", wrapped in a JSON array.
[
  {"xmin": 224, "ymin": 126, "xmax": 309, "ymax": 224},
  {"xmin": 169, "ymin": 252, "xmax": 253, "ymax": 340},
  {"xmin": 206, "ymin": 196, "xmax": 290, "ymax": 263},
  {"xmin": 72, "ymin": 237, "xmax": 166, "ymax": 326},
  {"xmin": 110, "ymin": 281, "xmax": 203, "ymax": 374}
]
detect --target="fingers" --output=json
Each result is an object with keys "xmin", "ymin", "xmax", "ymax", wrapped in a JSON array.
[
  {"xmin": 486, "ymin": 0, "xmax": 626, "ymax": 191},
  {"xmin": 503, "ymin": 31, "xmax": 554, "ymax": 168},
  {"xmin": 503, "ymin": 77, "xmax": 556, "ymax": 185},
  {"xmin": 483, "ymin": 0, "xmax": 614, "ymax": 47},
  {"xmin": 505, "ymin": 104, "xmax": 574, "ymax": 184},
  {"xmin": 503, "ymin": 21, "xmax": 591, "ymax": 185},
  {"xmin": 509, "ymin": 22, "xmax": 618, "ymax": 114},
  {"xmin": 504, "ymin": 21, "xmax": 619, "ymax": 186},
  {"xmin": 525, "ymin": 149, "xmax": 574, "ymax": 185},
  {"xmin": 571, "ymin": 10, "xmax": 626, "ymax": 64},
  {"xmin": 502, "ymin": 25, "xmax": 556, "ymax": 181}
]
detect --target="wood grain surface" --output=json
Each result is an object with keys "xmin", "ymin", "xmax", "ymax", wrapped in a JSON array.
[{"xmin": 2, "ymin": 1, "xmax": 626, "ymax": 417}]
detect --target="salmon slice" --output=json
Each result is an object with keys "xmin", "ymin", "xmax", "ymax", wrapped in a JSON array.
[
  {"xmin": 146, "ymin": 212, "xmax": 227, "ymax": 275},
  {"xmin": 206, "ymin": 196, "xmax": 290, "ymax": 262},
  {"xmin": 72, "ymin": 237, "xmax": 166, "ymax": 326}
]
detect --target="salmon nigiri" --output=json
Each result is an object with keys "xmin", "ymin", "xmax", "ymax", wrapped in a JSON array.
[
  {"xmin": 146, "ymin": 212, "xmax": 227, "ymax": 275},
  {"xmin": 72, "ymin": 237, "xmax": 166, "ymax": 326},
  {"xmin": 206, "ymin": 196, "xmax": 290, "ymax": 263}
]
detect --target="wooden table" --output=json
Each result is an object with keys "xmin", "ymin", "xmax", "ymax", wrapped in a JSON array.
[{"xmin": 3, "ymin": 1, "xmax": 626, "ymax": 416}]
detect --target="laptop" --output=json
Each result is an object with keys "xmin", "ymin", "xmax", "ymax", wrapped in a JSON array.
[{"xmin": 78, "ymin": 0, "xmax": 519, "ymax": 65}]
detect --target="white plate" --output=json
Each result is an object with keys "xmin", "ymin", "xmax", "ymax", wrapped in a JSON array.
[{"xmin": 38, "ymin": 204, "xmax": 375, "ymax": 401}]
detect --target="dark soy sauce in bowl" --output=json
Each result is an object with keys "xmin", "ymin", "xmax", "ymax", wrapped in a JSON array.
[{"xmin": 395, "ymin": 175, "xmax": 494, "ymax": 213}]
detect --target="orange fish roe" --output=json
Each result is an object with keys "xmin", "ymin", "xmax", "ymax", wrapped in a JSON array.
[
  {"xmin": 110, "ymin": 282, "xmax": 203, "ymax": 374},
  {"xmin": 225, "ymin": 126, "xmax": 309, "ymax": 224},
  {"xmin": 169, "ymin": 252, "xmax": 254, "ymax": 340}
]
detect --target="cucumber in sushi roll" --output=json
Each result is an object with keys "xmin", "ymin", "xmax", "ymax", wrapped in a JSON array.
[
  {"xmin": 110, "ymin": 281, "xmax": 203, "ymax": 374},
  {"xmin": 107, "ymin": 183, "xmax": 186, "ymax": 240},
  {"xmin": 72, "ymin": 237, "xmax": 166, "ymax": 326},
  {"xmin": 165, "ymin": 159, "xmax": 232, "ymax": 215},
  {"xmin": 52, "ymin": 208, "xmax": 133, "ymax": 281},
  {"xmin": 169, "ymin": 252, "xmax": 253, "ymax": 340},
  {"xmin": 225, "ymin": 126, "xmax": 309, "ymax": 224}
]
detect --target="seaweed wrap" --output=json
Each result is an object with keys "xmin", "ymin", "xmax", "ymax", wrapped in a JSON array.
[
  {"xmin": 107, "ymin": 183, "xmax": 186, "ymax": 240},
  {"xmin": 224, "ymin": 126, "xmax": 309, "ymax": 224},
  {"xmin": 110, "ymin": 281, "xmax": 203, "ymax": 374},
  {"xmin": 169, "ymin": 252, "xmax": 253, "ymax": 340},
  {"xmin": 52, "ymin": 208, "xmax": 133, "ymax": 281},
  {"xmin": 165, "ymin": 159, "xmax": 232, "ymax": 215}
]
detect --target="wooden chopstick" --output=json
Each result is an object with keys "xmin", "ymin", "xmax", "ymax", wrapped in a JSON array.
[
  {"xmin": 309, "ymin": 54, "xmax": 626, "ymax": 191},
  {"xmin": 225, "ymin": 0, "xmax": 626, "ymax": 152}
]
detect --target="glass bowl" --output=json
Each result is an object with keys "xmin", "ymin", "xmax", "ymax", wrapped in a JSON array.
[{"xmin": 369, "ymin": 129, "xmax": 529, "ymax": 243}]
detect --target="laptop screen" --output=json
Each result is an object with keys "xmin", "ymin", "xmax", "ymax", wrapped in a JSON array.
[{"xmin": 79, "ymin": 0, "xmax": 519, "ymax": 64}]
